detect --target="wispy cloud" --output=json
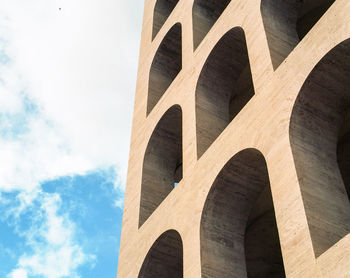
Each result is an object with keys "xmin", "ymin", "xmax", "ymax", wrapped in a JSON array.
[
  {"xmin": 7, "ymin": 269, "xmax": 28, "ymax": 278},
  {"xmin": 3, "ymin": 191, "xmax": 95, "ymax": 278}
]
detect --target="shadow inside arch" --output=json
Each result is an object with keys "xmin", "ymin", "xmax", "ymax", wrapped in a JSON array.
[
  {"xmin": 138, "ymin": 230, "xmax": 183, "ymax": 278},
  {"xmin": 148, "ymin": 23, "xmax": 182, "ymax": 115},
  {"xmin": 195, "ymin": 27, "xmax": 255, "ymax": 159},
  {"xmin": 139, "ymin": 105, "xmax": 183, "ymax": 227},
  {"xmin": 192, "ymin": 0, "xmax": 231, "ymax": 50},
  {"xmin": 289, "ymin": 38, "xmax": 350, "ymax": 257},
  {"xmin": 200, "ymin": 148, "xmax": 285, "ymax": 278},
  {"xmin": 261, "ymin": 0, "xmax": 335, "ymax": 69},
  {"xmin": 152, "ymin": 0, "xmax": 179, "ymax": 40}
]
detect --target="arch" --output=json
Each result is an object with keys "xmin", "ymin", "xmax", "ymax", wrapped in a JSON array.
[
  {"xmin": 195, "ymin": 27, "xmax": 254, "ymax": 159},
  {"xmin": 192, "ymin": 0, "xmax": 231, "ymax": 50},
  {"xmin": 138, "ymin": 230, "xmax": 183, "ymax": 278},
  {"xmin": 261, "ymin": 0, "xmax": 335, "ymax": 69},
  {"xmin": 200, "ymin": 149, "xmax": 285, "ymax": 277},
  {"xmin": 152, "ymin": 0, "xmax": 179, "ymax": 40},
  {"xmin": 290, "ymin": 39, "xmax": 350, "ymax": 257},
  {"xmin": 139, "ymin": 105, "xmax": 183, "ymax": 227},
  {"xmin": 148, "ymin": 23, "xmax": 182, "ymax": 115}
]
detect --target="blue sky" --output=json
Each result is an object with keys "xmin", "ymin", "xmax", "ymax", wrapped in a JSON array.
[{"xmin": 0, "ymin": 0, "xmax": 143, "ymax": 277}]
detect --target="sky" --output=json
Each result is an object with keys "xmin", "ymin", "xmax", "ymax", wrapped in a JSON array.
[{"xmin": 0, "ymin": 0, "xmax": 143, "ymax": 277}]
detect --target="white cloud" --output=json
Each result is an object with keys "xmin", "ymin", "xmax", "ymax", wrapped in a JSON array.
[
  {"xmin": 0, "ymin": 0, "xmax": 143, "ymax": 191},
  {"xmin": 7, "ymin": 268, "xmax": 28, "ymax": 278},
  {"xmin": 7, "ymin": 192, "xmax": 96, "ymax": 278},
  {"xmin": 114, "ymin": 198, "xmax": 124, "ymax": 209}
]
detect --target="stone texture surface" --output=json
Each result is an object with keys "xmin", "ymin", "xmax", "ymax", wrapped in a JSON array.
[{"xmin": 117, "ymin": 0, "xmax": 350, "ymax": 277}]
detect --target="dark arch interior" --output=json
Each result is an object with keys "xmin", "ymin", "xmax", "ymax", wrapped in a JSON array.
[
  {"xmin": 148, "ymin": 23, "xmax": 182, "ymax": 115},
  {"xmin": 200, "ymin": 149, "xmax": 285, "ymax": 278},
  {"xmin": 290, "ymin": 39, "xmax": 350, "ymax": 257},
  {"xmin": 338, "ymin": 109, "xmax": 350, "ymax": 198},
  {"xmin": 261, "ymin": 0, "xmax": 335, "ymax": 69},
  {"xmin": 192, "ymin": 0, "xmax": 231, "ymax": 50},
  {"xmin": 195, "ymin": 27, "xmax": 254, "ymax": 159},
  {"xmin": 139, "ymin": 105, "xmax": 182, "ymax": 227},
  {"xmin": 152, "ymin": 0, "xmax": 179, "ymax": 40},
  {"xmin": 138, "ymin": 230, "xmax": 183, "ymax": 278}
]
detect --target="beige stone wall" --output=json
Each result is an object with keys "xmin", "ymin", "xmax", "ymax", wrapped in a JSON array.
[{"xmin": 117, "ymin": 0, "xmax": 350, "ymax": 277}]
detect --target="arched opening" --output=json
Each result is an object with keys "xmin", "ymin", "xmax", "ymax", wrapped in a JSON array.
[
  {"xmin": 290, "ymin": 39, "xmax": 350, "ymax": 257},
  {"xmin": 148, "ymin": 23, "xmax": 182, "ymax": 115},
  {"xmin": 192, "ymin": 0, "xmax": 231, "ymax": 50},
  {"xmin": 261, "ymin": 0, "xmax": 335, "ymax": 69},
  {"xmin": 152, "ymin": 0, "xmax": 179, "ymax": 40},
  {"xmin": 139, "ymin": 105, "xmax": 183, "ymax": 227},
  {"xmin": 200, "ymin": 149, "xmax": 285, "ymax": 278},
  {"xmin": 195, "ymin": 27, "xmax": 254, "ymax": 159},
  {"xmin": 138, "ymin": 230, "xmax": 183, "ymax": 278}
]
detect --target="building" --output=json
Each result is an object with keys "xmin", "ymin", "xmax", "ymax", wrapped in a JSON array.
[{"xmin": 117, "ymin": 0, "xmax": 350, "ymax": 277}]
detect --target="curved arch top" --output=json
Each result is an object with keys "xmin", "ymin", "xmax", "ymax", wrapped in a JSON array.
[
  {"xmin": 152, "ymin": 0, "xmax": 179, "ymax": 40},
  {"xmin": 195, "ymin": 27, "xmax": 255, "ymax": 159},
  {"xmin": 148, "ymin": 23, "xmax": 182, "ymax": 115},
  {"xmin": 200, "ymin": 148, "xmax": 285, "ymax": 277},
  {"xmin": 261, "ymin": 0, "xmax": 335, "ymax": 69},
  {"xmin": 140, "ymin": 105, "xmax": 183, "ymax": 227},
  {"xmin": 192, "ymin": 0, "xmax": 231, "ymax": 50},
  {"xmin": 138, "ymin": 229, "xmax": 183, "ymax": 278},
  {"xmin": 289, "ymin": 38, "xmax": 350, "ymax": 257}
]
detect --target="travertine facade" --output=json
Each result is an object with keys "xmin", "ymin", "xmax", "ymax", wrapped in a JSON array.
[{"xmin": 117, "ymin": 0, "xmax": 350, "ymax": 277}]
